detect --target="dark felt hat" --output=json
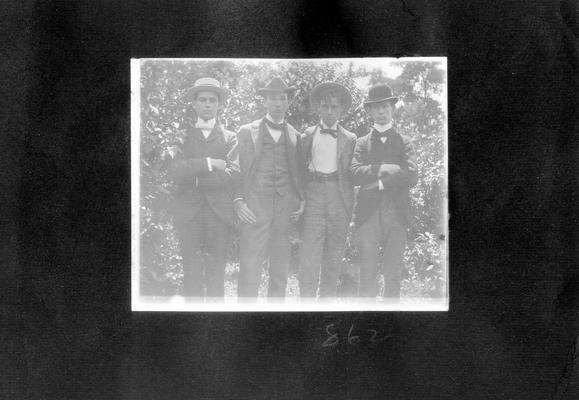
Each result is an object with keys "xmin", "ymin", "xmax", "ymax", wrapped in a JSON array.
[
  {"xmin": 185, "ymin": 77, "xmax": 229, "ymax": 102},
  {"xmin": 257, "ymin": 77, "xmax": 296, "ymax": 97},
  {"xmin": 309, "ymin": 82, "xmax": 353, "ymax": 111},
  {"xmin": 364, "ymin": 84, "xmax": 399, "ymax": 106}
]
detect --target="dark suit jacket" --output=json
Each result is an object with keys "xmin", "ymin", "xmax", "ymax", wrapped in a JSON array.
[
  {"xmin": 350, "ymin": 128, "xmax": 418, "ymax": 227},
  {"xmin": 300, "ymin": 124, "xmax": 357, "ymax": 217},
  {"xmin": 168, "ymin": 122, "xmax": 238, "ymax": 227},
  {"xmin": 230, "ymin": 118, "xmax": 302, "ymax": 202}
]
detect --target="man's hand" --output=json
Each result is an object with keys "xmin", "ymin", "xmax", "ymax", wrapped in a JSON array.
[
  {"xmin": 234, "ymin": 200, "xmax": 257, "ymax": 224},
  {"xmin": 290, "ymin": 200, "xmax": 305, "ymax": 222},
  {"xmin": 210, "ymin": 158, "xmax": 227, "ymax": 171},
  {"xmin": 378, "ymin": 163, "xmax": 400, "ymax": 177}
]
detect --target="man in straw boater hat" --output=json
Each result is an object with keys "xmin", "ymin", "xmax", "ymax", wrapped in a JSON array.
[
  {"xmin": 231, "ymin": 77, "xmax": 304, "ymax": 302},
  {"xmin": 350, "ymin": 83, "xmax": 418, "ymax": 302},
  {"xmin": 298, "ymin": 82, "xmax": 357, "ymax": 302},
  {"xmin": 168, "ymin": 77, "xmax": 238, "ymax": 301}
]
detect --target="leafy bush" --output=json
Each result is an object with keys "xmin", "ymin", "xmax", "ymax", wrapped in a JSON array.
[{"xmin": 137, "ymin": 59, "xmax": 446, "ymax": 298}]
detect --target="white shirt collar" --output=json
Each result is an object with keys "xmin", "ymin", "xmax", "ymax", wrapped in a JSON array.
[
  {"xmin": 320, "ymin": 120, "xmax": 339, "ymax": 130},
  {"xmin": 373, "ymin": 122, "xmax": 392, "ymax": 133},
  {"xmin": 196, "ymin": 117, "xmax": 216, "ymax": 129},
  {"xmin": 265, "ymin": 114, "xmax": 284, "ymax": 126}
]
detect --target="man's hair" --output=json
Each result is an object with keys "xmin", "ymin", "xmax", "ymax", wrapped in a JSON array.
[
  {"xmin": 193, "ymin": 90, "xmax": 221, "ymax": 103},
  {"xmin": 315, "ymin": 88, "xmax": 345, "ymax": 108},
  {"xmin": 264, "ymin": 92, "xmax": 289, "ymax": 100},
  {"xmin": 364, "ymin": 100, "xmax": 395, "ymax": 111}
]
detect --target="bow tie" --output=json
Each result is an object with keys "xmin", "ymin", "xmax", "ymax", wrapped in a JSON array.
[
  {"xmin": 374, "ymin": 128, "xmax": 394, "ymax": 139},
  {"xmin": 264, "ymin": 118, "xmax": 286, "ymax": 130},
  {"xmin": 320, "ymin": 128, "xmax": 337, "ymax": 138},
  {"xmin": 196, "ymin": 120, "xmax": 215, "ymax": 130}
]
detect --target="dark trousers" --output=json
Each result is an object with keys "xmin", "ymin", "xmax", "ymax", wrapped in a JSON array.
[
  {"xmin": 238, "ymin": 189, "xmax": 296, "ymax": 301},
  {"xmin": 299, "ymin": 180, "xmax": 349, "ymax": 300},
  {"xmin": 174, "ymin": 203, "xmax": 229, "ymax": 300},
  {"xmin": 355, "ymin": 201, "xmax": 407, "ymax": 299}
]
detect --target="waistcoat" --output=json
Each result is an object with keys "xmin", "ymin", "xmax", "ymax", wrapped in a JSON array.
[{"xmin": 253, "ymin": 128, "xmax": 291, "ymax": 196}]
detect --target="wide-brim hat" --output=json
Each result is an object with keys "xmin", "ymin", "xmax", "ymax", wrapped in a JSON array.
[
  {"xmin": 309, "ymin": 82, "xmax": 353, "ymax": 111},
  {"xmin": 363, "ymin": 84, "xmax": 398, "ymax": 106},
  {"xmin": 257, "ymin": 77, "xmax": 296, "ymax": 97},
  {"xmin": 185, "ymin": 77, "xmax": 229, "ymax": 102}
]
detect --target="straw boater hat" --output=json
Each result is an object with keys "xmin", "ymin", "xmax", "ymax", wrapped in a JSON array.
[
  {"xmin": 185, "ymin": 77, "xmax": 229, "ymax": 102},
  {"xmin": 363, "ymin": 84, "xmax": 399, "ymax": 106},
  {"xmin": 257, "ymin": 77, "xmax": 296, "ymax": 98},
  {"xmin": 309, "ymin": 82, "xmax": 353, "ymax": 111}
]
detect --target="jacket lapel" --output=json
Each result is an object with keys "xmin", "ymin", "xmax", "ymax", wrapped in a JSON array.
[
  {"xmin": 247, "ymin": 120, "xmax": 265, "ymax": 185},
  {"xmin": 337, "ymin": 125, "xmax": 347, "ymax": 160},
  {"xmin": 205, "ymin": 125, "xmax": 222, "ymax": 144},
  {"xmin": 285, "ymin": 125, "xmax": 299, "ymax": 190},
  {"xmin": 250, "ymin": 120, "xmax": 263, "ymax": 154},
  {"xmin": 303, "ymin": 126, "xmax": 316, "ymax": 165},
  {"xmin": 367, "ymin": 128, "xmax": 376, "ymax": 161}
]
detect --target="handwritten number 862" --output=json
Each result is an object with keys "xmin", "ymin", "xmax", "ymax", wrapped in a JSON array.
[{"xmin": 322, "ymin": 323, "xmax": 392, "ymax": 347}]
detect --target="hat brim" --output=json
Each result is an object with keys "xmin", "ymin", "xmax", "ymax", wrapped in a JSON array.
[
  {"xmin": 185, "ymin": 85, "xmax": 229, "ymax": 102},
  {"xmin": 257, "ymin": 87, "xmax": 296, "ymax": 97},
  {"xmin": 364, "ymin": 96, "xmax": 399, "ymax": 106},
  {"xmin": 309, "ymin": 82, "xmax": 353, "ymax": 111}
]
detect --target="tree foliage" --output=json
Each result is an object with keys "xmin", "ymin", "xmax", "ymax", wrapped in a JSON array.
[{"xmin": 138, "ymin": 59, "xmax": 447, "ymax": 298}]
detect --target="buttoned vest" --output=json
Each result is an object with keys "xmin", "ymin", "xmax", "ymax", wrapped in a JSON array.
[{"xmin": 253, "ymin": 128, "xmax": 291, "ymax": 196}]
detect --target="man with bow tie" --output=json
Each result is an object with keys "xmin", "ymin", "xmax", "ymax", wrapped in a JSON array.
[
  {"xmin": 231, "ymin": 77, "xmax": 304, "ymax": 301},
  {"xmin": 168, "ymin": 77, "xmax": 238, "ymax": 301},
  {"xmin": 298, "ymin": 82, "xmax": 357, "ymax": 301},
  {"xmin": 350, "ymin": 84, "xmax": 418, "ymax": 301}
]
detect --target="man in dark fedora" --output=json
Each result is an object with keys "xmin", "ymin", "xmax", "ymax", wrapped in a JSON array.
[
  {"xmin": 168, "ymin": 77, "xmax": 238, "ymax": 301},
  {"xmin": 350, "ymin": 84, "xmax": 418, "ymax": 301},
  {"xmin": 231, "ymin": 77, "xmax": 304, "ymax": 301},
  {"xmin": 298, "ymin": 82, "xmax": 357, "ymax": 301}
]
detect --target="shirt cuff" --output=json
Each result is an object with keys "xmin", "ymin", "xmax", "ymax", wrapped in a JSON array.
[
  {"xmin": 206, "ymin": 157, "xmax": 212, "ymax": 172},
  {"xmin": 378, "ymin": 179, "xmax": 384, "ymax": 191}
]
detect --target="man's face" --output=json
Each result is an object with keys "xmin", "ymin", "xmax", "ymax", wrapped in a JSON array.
[
  {"xmin": 367, "ymin": 101, "xmax": 393, "ymax": 125},
  {"xmin": 193, "ymin": 90, "xmax": 220, "ymax": 121},
  {"xmin": 317, "ymin": 97, "xmax": 344, "ymax": 128},
  {"xmin": 263, "ymin": 92, "xmax": 290, "ymax": 121}
]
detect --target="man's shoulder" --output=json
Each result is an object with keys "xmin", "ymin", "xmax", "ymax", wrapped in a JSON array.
[
  {"xmin": 355, "ymin": 131, "xmax": 372, "ymax": 144},
  {"xmin": 220, "ymin": 126, "xmax": 237, "ymax": 139},
  {"xmin": 302, "ymin": 125, "xmax": 318, "ymax": 137},
  {"xmin": 237, "ymin": 120, "xmax": 260, "ymax": 136},
  {"xmin": 286, "ymin": 122, "xmax": 300, "ymax": 136},
  {"xmin": 338, "ymin": 125, "xmax": 357, "ymax": 141},
  {"xmin": 393, "ymin": 128, "xmax": 413, "ymax": 144}
]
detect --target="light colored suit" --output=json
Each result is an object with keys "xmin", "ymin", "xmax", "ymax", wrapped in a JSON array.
[
  {"xmin": 230, "ymin": 118, "xmax": 303, "ymax": 300},
  {"xmin": 298, "ymin": 124, "xmax": 356, "ymax": 299}
]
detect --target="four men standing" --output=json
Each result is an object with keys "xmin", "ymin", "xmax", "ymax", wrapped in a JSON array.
[{"xmin": 170, "ymin": 76, "xmax": 418, "ymax": 303}]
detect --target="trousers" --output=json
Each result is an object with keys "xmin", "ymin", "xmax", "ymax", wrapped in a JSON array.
[
  {"xmin": 238, "ymin": 189, "xmax": 297, "ymax": 300},
  {"xmin": 355, "ymin": 199, "xmax": 407, "ymax": 299},
  {"xmin": 299, "ymin": 180, "xmax": 349, "ymax": 299},
  {"xmin": 174, "ymin": 203, "xmax": 229, "ymax": 299}
]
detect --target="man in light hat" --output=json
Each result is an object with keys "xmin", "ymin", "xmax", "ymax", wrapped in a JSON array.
[
  {"xmin": 231, "ymin": 77, "xmax": 304, "ymax": 301},
  {"xmin": 350, "ymin": 84, "xmax": 418, "ymax": 301},
  {"xmin": 168, "ymin": 77, "xmax": 238, "ymax": 301},
  {"xmin": 298, "ymin": 82, "xmax": 357, "ymax": 301}
]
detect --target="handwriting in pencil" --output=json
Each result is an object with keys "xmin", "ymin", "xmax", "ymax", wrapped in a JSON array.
[{"xmin": 322, "ymin": 323, "xmax": 394, "ymax": 348}]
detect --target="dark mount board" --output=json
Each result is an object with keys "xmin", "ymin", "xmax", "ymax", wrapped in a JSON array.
[{"xmin": 3, "ymin": 0, "xmax": 578, "ymax": 399}]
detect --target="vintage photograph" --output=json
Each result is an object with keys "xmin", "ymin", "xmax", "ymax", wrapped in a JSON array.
[{"xmin": 131, "ymin": 57, "xmax": 447, "ymax": 311}]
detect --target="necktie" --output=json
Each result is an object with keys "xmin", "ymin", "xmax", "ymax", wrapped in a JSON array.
[
  {"xmin": 264, "ymin": 118, "xmax": 286, "ymax": 130},
  {"xmin": 320, "ymin": 128, "xmax": 337, "ymax": 138}
]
